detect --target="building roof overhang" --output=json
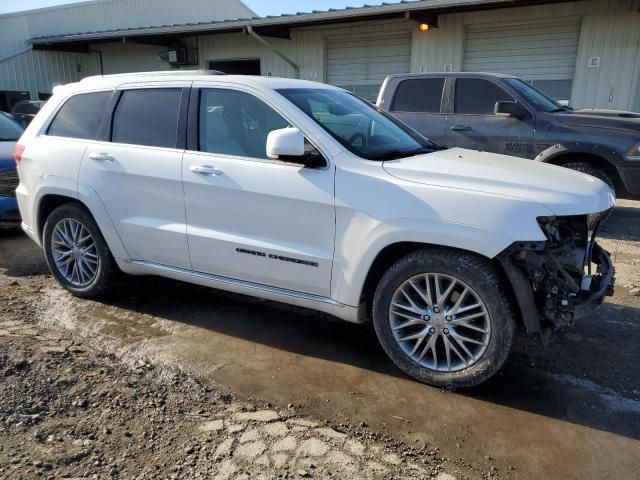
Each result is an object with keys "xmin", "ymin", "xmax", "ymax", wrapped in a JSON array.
[{"xmin": 30, "ymin": 0, "xmax": 575, "ymax": 52}]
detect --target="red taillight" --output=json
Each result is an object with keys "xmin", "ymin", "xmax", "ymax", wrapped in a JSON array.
[{"xmin": 14, "ymin": 144, "xmax": 25, "ymax": 164}]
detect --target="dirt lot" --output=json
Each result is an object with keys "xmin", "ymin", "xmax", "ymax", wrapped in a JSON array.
[{"xmin": 1, "ymin": 199, "xmax": 639, "ymax": 480}]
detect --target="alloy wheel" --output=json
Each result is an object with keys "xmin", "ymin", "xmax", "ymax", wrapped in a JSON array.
[
  {"xmin": 51, "ymin": 218, "xmax": 99, "ymax": 287},
  {"xmin": 389, "ymin": 273, "xmax": 491, "ymax": 372}
]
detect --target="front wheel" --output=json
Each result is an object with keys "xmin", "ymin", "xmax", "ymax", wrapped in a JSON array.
[
  {"xmin": 372, "ymin": 248, "xmax": 515, "ymax": 388},
  {"xmin": 43, "ymin": 203, "xmax": 118, "ymax": 298}
]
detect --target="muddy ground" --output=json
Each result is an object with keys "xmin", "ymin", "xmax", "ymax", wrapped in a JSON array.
[{"xmin": 1, "ymin": 199, "xmax": 639, "ymax": 480}]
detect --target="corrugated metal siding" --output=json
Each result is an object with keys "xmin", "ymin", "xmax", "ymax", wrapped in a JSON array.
[
  {"xmin": 197, "ymin": 18, "xmax": 413, "ymax": 83},
  {"xmin": 6, "ymin": 0, "xmax": 255, "ymax": 39},
  {"xmin": 0, "ymin": 49, "xmax": 101, "ymax": 97},
  {"xmin": 326, "ymin": 32, "xmax": 411, "ymax": 86},
  {"xmin": 571, "ymin": 0, "xmax": 640, "ymax": 110},
  {"xmin": 0, "ymin": 0, "xmax": 255, "ymax": 97},
  {"xmin": 462, "ymin": 19, "xmax": 581, "ymax": 81},
  {"xmin": 410, "ymin": 0, "xmax": 640, "ymax": 110}
]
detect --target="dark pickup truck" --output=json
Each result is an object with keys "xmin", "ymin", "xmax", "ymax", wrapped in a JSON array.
[{"xmin": 377, "ymin": 72, "xmax": 640, "ymax": 195}]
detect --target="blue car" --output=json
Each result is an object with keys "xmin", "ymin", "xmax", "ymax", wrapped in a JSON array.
[{"xmin": 0, "ymin": 112, "xmax": 24, "ymax": 228}]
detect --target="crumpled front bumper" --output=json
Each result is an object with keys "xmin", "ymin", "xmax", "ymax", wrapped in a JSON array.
[
  {"xmin": 573, "ymin": 242, "xmax": 615, "ymax": 319},
  {"xmin": 498, "ymin": 237, "xmax": 615, "ymax": 336}
]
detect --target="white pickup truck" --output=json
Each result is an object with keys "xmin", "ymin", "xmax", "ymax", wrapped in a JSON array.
[{"xmin": 15, "ymin": 72, "xmax": 615, "ymax": 387}]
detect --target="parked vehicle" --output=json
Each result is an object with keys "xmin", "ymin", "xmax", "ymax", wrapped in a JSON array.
[
  {"xmin": 12, "ymin": 100, "xmax": 45, "ymax": 127},
  {"xmin": 377, "ymin": 72, "xmax": 640, "ymax": 196},
  {"xmin": 0, "ymin": 112, "xmax": 24, "ymax": 228},
  {"xmin": 15, "ymin": 72, "xmax": 615, "ymax": 388}
]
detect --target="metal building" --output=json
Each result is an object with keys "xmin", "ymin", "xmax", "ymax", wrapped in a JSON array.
[
  {"xmin": 0, "ymin": 0, "xmax": 255, "ymax": 110},
  {"xmin": 2, "ymin": 0, "xmax": 640, "ymax": 112}
]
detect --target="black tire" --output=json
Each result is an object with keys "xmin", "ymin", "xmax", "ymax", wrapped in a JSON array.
[
  {"xmin": 372, "ymin": 248, "xmax": 515, "ymax": 389},
  {"xmin": 43, "ymin": 203, "xmax": 118, "ymax": 298},
  {"xmin": 563, "ymin": 161, "xmax": 615, "ymax": 191}
]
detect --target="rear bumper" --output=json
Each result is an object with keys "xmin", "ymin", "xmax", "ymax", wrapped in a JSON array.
[
  {"xmin": 618, "ymin": 165, "xmax": 640, "ymax": 196},
  {"xmin": 0, "ymin": 195, "xmax": 20, "ymax": 228}
]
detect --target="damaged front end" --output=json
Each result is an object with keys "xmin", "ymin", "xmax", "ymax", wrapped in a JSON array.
[{"xmin": 497, "ymin": 210, "xmax": 615, "ymax": 338}]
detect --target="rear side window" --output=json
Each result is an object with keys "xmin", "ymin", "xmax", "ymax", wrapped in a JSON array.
[
  {"xmin": 112, "ymin": 89, "xmax": 182, "ymax": 148},
  {"xmin": 454, "ymin": 78, "xmax": 513, "ymax": 115},
  {"xmin": 48, "ymin": 92, "xmax": 112, "ymax": 139},
  {"xmin": 390, "ymin": 78, "xmax": 445, "ymax": 113}
]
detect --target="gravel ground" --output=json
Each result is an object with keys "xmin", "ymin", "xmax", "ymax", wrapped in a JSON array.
[
  {"xmin": 0, "ymin": 278, "xmax": 467, "ymax": 480},
  {"xmin": 1, "ymin": 198, "xmax": 639, "ymax": 480}
]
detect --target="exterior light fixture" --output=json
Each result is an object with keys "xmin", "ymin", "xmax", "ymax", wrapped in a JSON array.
[{"xmin": 418, "ymin": 23, "xmax": 430, "ymax": 32}]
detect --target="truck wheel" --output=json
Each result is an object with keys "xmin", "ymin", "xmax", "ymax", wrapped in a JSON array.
[
  {"xmin": 43, "ymin": 203, "xmax": 118, "ymax": 298},
  {"xmin": 563, "ymin": 162, "xmax": 615, "ymax": 191},
  {"xmin": 372, "ymin": 248, "xmax": 515, "ymax": 388}
]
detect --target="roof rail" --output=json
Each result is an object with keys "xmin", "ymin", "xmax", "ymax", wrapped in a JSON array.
[{"xmin": 81, "ymin": 69, "xmax": 226, "ymax": 82}]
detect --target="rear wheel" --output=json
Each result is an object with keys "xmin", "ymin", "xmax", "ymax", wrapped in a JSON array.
[
  {"xmin": 372, "ymin": 248, "xmax": 515, "ymax": 388},
  {"xmin": 43, "ymin": 203, "xmax": 117, "ymax": 298},
  {"xmin": 563, "ymin": 161, "xmax": 615, "ymax": 191}
]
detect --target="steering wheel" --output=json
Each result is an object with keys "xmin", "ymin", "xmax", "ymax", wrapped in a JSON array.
[{"xmin": 347, "ymin": 132, "xmax": 366, "ymax": 146}]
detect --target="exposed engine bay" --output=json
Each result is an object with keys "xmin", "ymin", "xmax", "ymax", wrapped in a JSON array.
[{"xmin": 498, "ymin": 210, "xmax": 615, "ymax": 336}]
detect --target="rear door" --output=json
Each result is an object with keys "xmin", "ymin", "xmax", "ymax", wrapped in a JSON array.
[
  {"xmin": 182, "ymin": 85, "xmax": 335, "ymax": 296},
  {"xmin": 445, "ymin": 77, "xmax": 534, "ymax": 158},
  {"xmin": 79, "ymin": 84, "xmax": 191, "ymax": 269},
  {"xmin": 385, "ymin": 77, "xmax": 448, "ymax": 146}
]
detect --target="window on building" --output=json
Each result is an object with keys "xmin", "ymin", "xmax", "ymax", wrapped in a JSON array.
[
  {"xmin": 199, "ymin": 89, "xmax": 289, "ymax": 159},
  {"xmin": 48, "ymin": 91, "xmax": 112, "ymax": 140},
  {"xmin": 454, "ymin": 78, "xmax": 513, "ymax": 115},
  {"xmin": 112, "ymin": 89, "xmax": 182, "ymax": 148},
  {"xmin": 390, "ymin": 78, "xmax": 445, "ymax": 113}
]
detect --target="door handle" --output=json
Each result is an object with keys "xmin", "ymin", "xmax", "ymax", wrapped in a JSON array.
[
  {"xmin": 190, "ymin": 165, "xmax": 223, "ymax": 176},
  {"xmin": 88, "ymin": 152, "xmax": 115, "ymax": 162},
  {"xmin": 450, "ymin": 125, "xmax": 471, "ymax": 132}
]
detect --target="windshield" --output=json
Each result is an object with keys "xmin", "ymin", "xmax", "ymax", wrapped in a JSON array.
[
  {"xmin": 0, "ymin": 114, "xmax": 23, "ymax": 141},
  {"xmin": 277, "ymin": 88, "xmax": 437, "ymax": 160},
  {"xmin": 503, "ymin": 78, "xmax": 568, "ymax": 113}
]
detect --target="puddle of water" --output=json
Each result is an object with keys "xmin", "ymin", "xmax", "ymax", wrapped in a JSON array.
[
  {"xmin": 33, "ymin": 281, "xmax": 640, "ymax": 480},
  {"xmin": 548, "ymin": 374, "xmax": 640, "ymax": 414}
]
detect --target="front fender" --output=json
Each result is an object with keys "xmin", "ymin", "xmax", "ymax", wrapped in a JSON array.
[{"xmin": 334, "ymin": 218, "xmax": 522, "ymax": 307}]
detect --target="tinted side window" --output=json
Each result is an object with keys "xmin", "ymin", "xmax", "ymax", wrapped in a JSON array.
[
  {"xmin": 454, "ymin": 79, "xmax": 513, "ymax": 115},
  {"xmin": 199, "ymin": 89, "xmax": 289, "ymax": 159},
  {"xmin": 22, "ymin": 103, "xmax": 39, "ymax": 114},
  {"xmin": 48, "ymin": 92, "xmax": 111, "ymax": 139},
  {"xmin": 390, "ymin": 78, "xmax": 445, "ymax": 113},
  {"xmin": 112, "ymin": 89, "xmax": 182, "ymax": 148}
]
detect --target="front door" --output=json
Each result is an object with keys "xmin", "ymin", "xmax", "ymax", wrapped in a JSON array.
[
  {"xmin": 445, "ymin": 78, "xmax": 534, "ymax": 158},
  {"xmin": 80, "ymin": 85, "xmax": 191, "ymax": 269},
  {"xmin": 386, "ymin": 76, "xmax": 449, "ymax": 146},
  {"xmin": 182, "ymin": 87, "xmax": 335, "ymax": 297}
]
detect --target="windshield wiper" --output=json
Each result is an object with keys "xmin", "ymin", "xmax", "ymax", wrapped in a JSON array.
[{"xmin": 372, "ymin": 147, "xmax": 432, "ymax": 161}]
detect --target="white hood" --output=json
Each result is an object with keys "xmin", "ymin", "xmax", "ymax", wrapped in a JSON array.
[{"xmin": 383, "ymin": 148, "xmax": 615, "ymax": 216}]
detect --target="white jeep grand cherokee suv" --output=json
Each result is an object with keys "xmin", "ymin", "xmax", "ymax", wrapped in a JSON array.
[{"xmin": 15, "ymin": 71, "xmax": 615, "ymax": 388}]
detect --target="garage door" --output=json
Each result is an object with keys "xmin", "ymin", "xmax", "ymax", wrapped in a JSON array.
[
  {"xmin": 463, "ymin": 18, "xmax": 582, "ymax": 101},
  {"xmin": 326, "ymin": 32, "xmax": 411, "ymax": 101}
]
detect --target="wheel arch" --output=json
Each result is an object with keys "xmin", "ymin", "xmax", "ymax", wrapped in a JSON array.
[
  {"xmin": 355, "ymin": 241, "xmax": 532, "ymax": 334},
  {"xmin": 535, "ymin": 145, "xmax": 624, "ymax": 192},
  {"xmin": 37, "ymin": 189, "xmax": 129, "ymax": 262}
]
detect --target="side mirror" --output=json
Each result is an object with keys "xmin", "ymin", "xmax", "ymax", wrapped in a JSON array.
[
  {"xmin": 266, "ymin": 127, "xmax": 325, "ymax": 168},
  {"xmin": 495, "ymin": 101, "xmax": 527, "ymax": 119},
  {"xmin": 266, "ymin": 127, "xmax": 305, "ymax": 159}
]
